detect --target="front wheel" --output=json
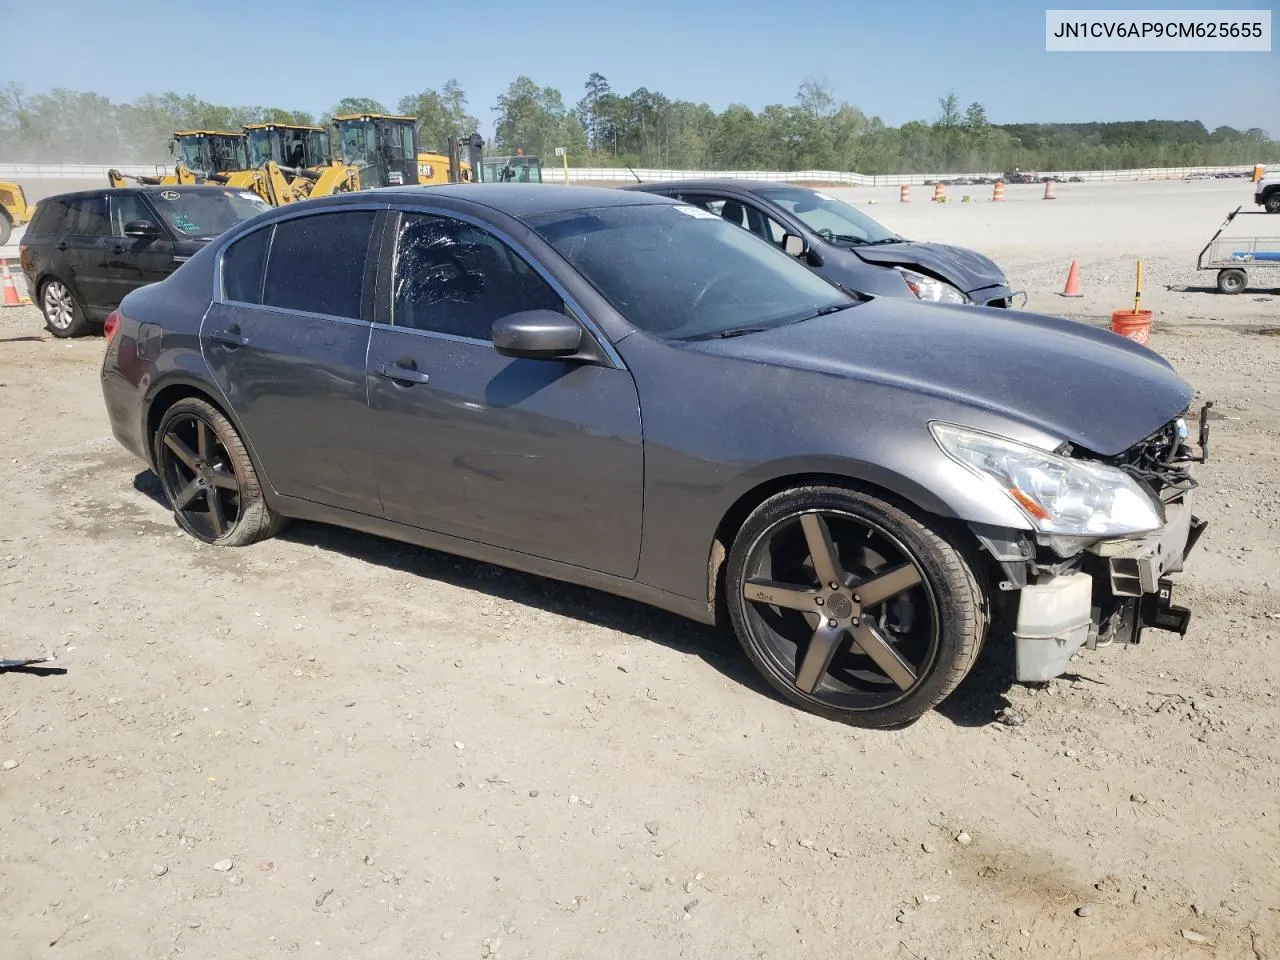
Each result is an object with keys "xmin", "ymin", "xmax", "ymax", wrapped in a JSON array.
[
  {"xmin": 1264, "ymin": 192, "xmax": 1280, "ymax": 214},
  {"xmin": 0, "ymin": 214, "xmax": 11, "ymax": 247},
  {"xmin": 725, "ymin": 485, "xmax": 988, "ymax": 728},
  {"xmin": 1217, "ymin": 268, "xmax": 1247, "ymax": 295}
]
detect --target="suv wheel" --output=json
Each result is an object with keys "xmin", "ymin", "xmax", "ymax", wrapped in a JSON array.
[
  {"xmin": 725, "ymin": 485, "xmax": 988, "ymax": 728},
  {"xmin": 41, "ymin": 279, "xmax": 91, "ymax": 338}
]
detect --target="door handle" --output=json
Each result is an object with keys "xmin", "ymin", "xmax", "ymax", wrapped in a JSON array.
[
  {"xmin": 56, "ymin": 241, "xmax": 69, "ymax": 251},
  {"xmin": 110, "ymin": 244, "xmax": 124, "ymax": 255},
  {"xmin": 209, "ymin": 327, "xmax": 249, "ymax": 348},
  {"xmin": 376, "ymin": 361, "xmax": 430, "ymax": 385}
]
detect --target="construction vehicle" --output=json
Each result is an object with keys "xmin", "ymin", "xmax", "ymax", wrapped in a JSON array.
[
  {"xmin": 438, "ymin": 133, "xmax": 543, "ymax": 185},
  {"xmin": 474, "ymin": 147, "xmax": 543, "ymax": 183},
  {"xmin": 111, "ymin": 124, "xmax": 358, "ymax": 206},
  {"xmin": 107, "ymin": 130, "xmax": 248, "ymax": 190},
  {"xmin": 170, "ymin": 130, "xmax": 249, "ymax": 181},
  {"xmin": 241, "ymin": 122, "xmax": 359, "ymax": 204},
  {"xmin": 0, "ymin": 180, "xmax": 35, "ymax": 246},
  {"xmin": 334, "ymin": 113, "xmax": 422, "ymax": 188},
  {"xmin": 330, "ymin": 115, "xmax": 541, "ymax": 191}
]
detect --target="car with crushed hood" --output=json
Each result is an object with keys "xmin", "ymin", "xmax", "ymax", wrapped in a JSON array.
[
  {"xmin": 621, "ymin": 179, "xmax": 1026, "ymax": 308},
  {"xmin": 99, "ymin": 184, "xmax": 1209, "ymax": 728}
]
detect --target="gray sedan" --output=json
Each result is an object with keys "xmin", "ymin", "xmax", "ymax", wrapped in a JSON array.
[
  {"xmin": 622, "ymin": 179, "xmax": 1026, "ymax": 307},
  {"xmin": 100, "ymin": 185, "xmax": 1208, "ymax": 728}
]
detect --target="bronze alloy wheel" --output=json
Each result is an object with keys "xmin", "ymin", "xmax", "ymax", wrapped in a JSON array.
[
  {"xmin": 726, "ymin": 486, "xmax": 986, "ymax": 727},
  {"xmin": 153, "ymin": 397, "xmax": 285, "ymax": 546}
]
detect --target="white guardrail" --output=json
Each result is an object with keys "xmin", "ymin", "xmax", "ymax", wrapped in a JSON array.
[
  {"xmin": 0, "ymin": 162, "xmax": 163, "ymax": 179},
  {"xmin": 550, "ymin": 163, "xmax": 1269, "ymax": 185},
  {"xmin": 0, "ymin": 160, "xmax": 1268, "ymax": 185}
]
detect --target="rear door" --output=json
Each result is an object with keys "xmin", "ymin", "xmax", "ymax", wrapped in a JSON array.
[
  {"xmin": 100, "ymin": 192, "xmax": 177, "ymax": 306},
  {"xmin": 200, "ymin": 207, "xmax": 383, "ymax": 513},
  {"xmin": 60, "ymin": 194, "xmax": 113, "ymax": 317},
  {"xmin": 364, "ymin": 209, "xmax": 644, "ymax": 578}
]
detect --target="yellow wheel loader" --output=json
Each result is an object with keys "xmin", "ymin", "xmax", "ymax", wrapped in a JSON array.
[
  {"xmin": 334, "ymin": 113, "xmax": 428, "ymax": 188},
  {"xmin": 0, "ymin": 180, "xmax": 35, "ymax": 246},
  {"xmin": 107, "ymin": 130, "xmax": 248, "ymax": 190},
  {"xmin": 242, "ymin": 122, "xmax": 359, "ymax": 203}
]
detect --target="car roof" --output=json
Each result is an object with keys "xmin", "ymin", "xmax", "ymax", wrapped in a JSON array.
[
  {"xmin": 304, "ymin": 183, "xmax": 680, "ymax": 219},
  {"xmin": 619, "ymin": 178, "xmax": 804, "ymax": 195},
  {"xmin": 38, "ymin": 184, "xmax": 251, "ymax": 203}
]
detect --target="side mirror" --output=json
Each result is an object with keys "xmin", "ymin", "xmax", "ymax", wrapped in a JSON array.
[
  {"xmin": 782, "ymin": 233, "xmax": 806, "ymax": 257},
  {"xmin": 125, "ymin": 220, "xmax": 162, "ymax": 238},
  {"xmin": 491, "ymin": 309, "xmax": 583, "ymax": 360}
]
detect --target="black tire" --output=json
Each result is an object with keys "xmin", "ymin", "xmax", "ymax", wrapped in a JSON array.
[
  {"xmin": 1217, "ymin": 268, "xmax": 1247, "ymax": 295},
  {"xmin": 725, "ymin": 485, "xmax": 987, "ymax": 728},
  {"xmin": 1264, "ymin": 192, "xmax": 1280, "ymax": 214},
  {"xmin": 40, "ymin": 277, "xmax": 92, "ymax": 338},
  {"xmin": 152, "ymin": 397, "xmax": 286, "ymax": 546},
  {"xmin": 0, "ymin": 214, "xmax": 11, "ymax": 247}
]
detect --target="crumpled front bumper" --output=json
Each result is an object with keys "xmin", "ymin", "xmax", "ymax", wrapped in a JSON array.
[
  {"xmin": 1013, "ymin": 490, "xmax": 1206, "ymax": 683},
  {"xmin": 970, "ymin": 284, "xmax": 1027, "ymax": 309}
]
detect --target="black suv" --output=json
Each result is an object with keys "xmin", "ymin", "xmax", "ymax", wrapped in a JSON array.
[{"xmin": 19, "ymin": 185, "xmax": 269, "ymax": 337}]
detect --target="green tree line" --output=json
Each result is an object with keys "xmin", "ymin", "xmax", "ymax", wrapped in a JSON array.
[{"xmin": 1, "ymin": 76, "xmax": 1272, "ymax": 173}]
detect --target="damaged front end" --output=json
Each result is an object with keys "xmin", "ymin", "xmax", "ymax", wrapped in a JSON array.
[{"xmin": 965, "ymin": 403, "xmax": 1213, "ymax": 683}]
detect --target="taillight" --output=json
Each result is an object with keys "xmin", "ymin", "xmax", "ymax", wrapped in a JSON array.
[{"xmin": 103, "ymin": 310, "xmax": 120, "ymax": 342}]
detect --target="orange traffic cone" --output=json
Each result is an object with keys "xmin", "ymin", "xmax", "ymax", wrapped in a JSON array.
[
  {"xmin": 1043, "ymin": 179, "xmax": 1057, "ymax": 199},
  {"xmin": 932, "ymin": 182, "xmax": 945, "ymax": 202},
  {"xmin": 899, "ymin": 184, "xmax": 910, "ymax": 203},
  {"xmin": 992, "ymin": 180, "xmax": 1005, "ymax": 202},
  {"xmin": 1059, "ymin": 259, "xmax": 1082, "ymax": 297},
  {"xmin": 1, "ymin": 260, "xmax": 23, "ymax": 308}
]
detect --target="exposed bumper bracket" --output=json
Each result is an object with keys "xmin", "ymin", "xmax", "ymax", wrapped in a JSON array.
[{"xmin": 1140, "ymin": 577, "xmax": 1192, "ymax": 637}]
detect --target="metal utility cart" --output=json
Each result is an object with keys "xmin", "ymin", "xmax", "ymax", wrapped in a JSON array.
[{"xmin": 1197, "ymin": 206, "xmax": 1280, "ymax": 294}]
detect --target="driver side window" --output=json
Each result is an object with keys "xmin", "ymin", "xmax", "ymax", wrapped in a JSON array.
[
  {"xmin": 679, "ymin": 194, "xmax": 789, "ymax": 249},
  {"xmin": 391, "ymin": 213, "xmax": 565, "ymax": 339}
]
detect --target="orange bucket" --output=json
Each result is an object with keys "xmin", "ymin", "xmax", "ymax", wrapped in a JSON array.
[{"xmin": 1111, "ymin": 309, "xmax": 1152, "ymax": 346}]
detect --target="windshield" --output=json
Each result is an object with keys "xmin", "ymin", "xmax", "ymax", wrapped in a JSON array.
[
  {"xmin": 150, "ymin": 188, "xmax": 270, "ymax": 239},
  {"xmin": 527, "ymin": 202, "xmax": 854, "ymax": 341},
  {"xmin": 338, "ymin": 121, "xmax": 377, "ymax": 165},
  {"xmin": 247, "ymin": 129, "xmax": 275, "ymax": 167},
  {"xmin": 179, "ymin": 139, "xmax": 213, "ymax": 176},
  {"xmin": 758, "ymin": 186, "xmax": 900, "ymax": 244},
  {"xmin": 306, "ymin": 130, "xmax": 331, "ymax": 166}
]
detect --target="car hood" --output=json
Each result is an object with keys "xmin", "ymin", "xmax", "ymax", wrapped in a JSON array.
[
  {"xmin": 850, "ymin": 241, "xmax": 1007, "ymax": 294},
  {"xmin": 690, "ymin": 301, "xmax": 1193, "ymax": 456}
]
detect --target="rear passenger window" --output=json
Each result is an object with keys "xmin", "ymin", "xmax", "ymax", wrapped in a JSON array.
[
  {"xmin": 222, "ymin": 226, "xmax": 270, "ymax": 304},
  {"xmin": 65, "ymin": 196, "xmax": 109, "ymax": 236},
  {"xmin": 27, "ymin": 199, "xmax": 70, "ymax": 236},
  {"xmin": 261, "ymin": 211, "xmax": 376, "ymax": 319}
]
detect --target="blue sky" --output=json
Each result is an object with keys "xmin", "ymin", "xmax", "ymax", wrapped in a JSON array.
[{"xmin": 3, "ymin": 0, "xmax": 1276, "ymax": 137}]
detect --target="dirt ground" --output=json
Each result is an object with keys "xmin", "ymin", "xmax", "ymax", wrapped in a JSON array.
[{"xmin": 1, "ymin": 179, "xmax": 1278, "ymax": 960}]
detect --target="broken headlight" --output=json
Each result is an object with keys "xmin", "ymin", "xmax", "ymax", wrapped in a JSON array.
[
  {"xmin": 896, "ymin": 267, "xmax": 971, "ymax": 304},
  {"xmin": 930, "ymin": 422, "xmax": 1163, "ymax": 537}
]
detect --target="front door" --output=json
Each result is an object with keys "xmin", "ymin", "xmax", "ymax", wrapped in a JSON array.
[
  {"xmin": 365, "ymin": 210, "xmax": 643, "ymax": 579},
  {"xmin": 200, "ymin": 209, "xmax": 383, "ymax": 513},
  {"xmin": 100, "ymin": 192, "xmax": 177, "ymax": 307}
]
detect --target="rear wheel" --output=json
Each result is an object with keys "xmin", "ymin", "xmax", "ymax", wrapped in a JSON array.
[
  {"xmin": 40, "ymin": 279, "xmax": 91, "ymax": 337},
  {"xmin": 1217, "ymin": 268, "xmax": 1247, "ymax": 295},
  {"xmin": 725, "ymin": 485, "xmax": 987, "ymax": 728},
  {"xmin": 0, "ymin": 214, "xmax": 11, "ymax": 247},
  {"xmin": 153, "ymin": 398, "xmax": 285, "ymax": 546}
]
